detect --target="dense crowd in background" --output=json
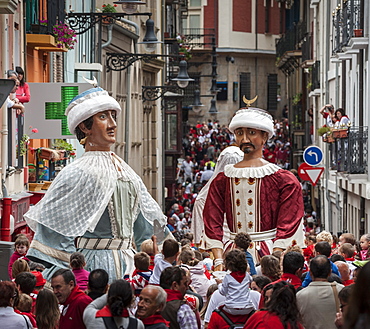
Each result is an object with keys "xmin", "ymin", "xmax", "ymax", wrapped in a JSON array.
[
  {"xmin": 166, "ymin": 117, "xmax": 316, "ymax": 242},
  {"xmin": 3, "ymin": 226, "xmax": 370, "ymax": 328},
  {"xmin": 2, "ymin": 115, "xmax": 370, "ymax": 329}
]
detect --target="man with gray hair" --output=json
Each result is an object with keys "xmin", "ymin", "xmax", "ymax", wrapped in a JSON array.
[
  {"xmin": 202, "ymin": 104, "xmax": 305, "ymax": 270},
  {"xmin": 136, "ymin": 285, "xmax": 169, "ymax": 329}
]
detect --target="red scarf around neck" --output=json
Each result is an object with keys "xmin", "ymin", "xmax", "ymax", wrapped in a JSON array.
[
  {"xmin": 95, "ymin": 305, "xmax": 130, "ymax": 318},
  {"xmin": 164, "ymin": 289, "xmax": 183, "ymax": 302},
  {"xmin": 230, "ymin": 271, "xmax": 246, "ymax": 283},
  {"xmin": 141, "ymin": 314, "xmax": 170, "ymax": 327}
]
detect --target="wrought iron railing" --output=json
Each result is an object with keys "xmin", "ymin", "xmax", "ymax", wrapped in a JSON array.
[
  {"xmin": 182, "ymin": 28, "xmax": 216, "ymax": 47},
  {"xmin": 301, "ymin": 33, "xmax": 312, "ymax": 63},
  {"xmin": 331, "ymin": 126, "xmax": 368, "ymax": 174},
  {"xmin": 25, "ymin": 0, "xmax": 65, "ymax": 35},
  {"xmin": 312, "ymin": 61, "xmax": 320, "ymax": 91},
  {"xmin": 332, "ymin": 0, "xmax": 362, "ymax": 54},
  {"xmin": 276, "ymin": 21, "xmax": 307, "ymax": 59}
]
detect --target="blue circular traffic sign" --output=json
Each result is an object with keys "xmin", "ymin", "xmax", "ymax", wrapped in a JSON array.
[{"xmin": 303, "ymin": 146, "xmax": 323, "ymax": 166}]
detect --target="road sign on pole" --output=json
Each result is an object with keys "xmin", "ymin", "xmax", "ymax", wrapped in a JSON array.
[
  {"xmin": 303, "ymin": 146, "xmax": 323, "ymax": 166},
  {"xmin": 298, "ymin": 163, "xmax": 324, "ymax": 186}
]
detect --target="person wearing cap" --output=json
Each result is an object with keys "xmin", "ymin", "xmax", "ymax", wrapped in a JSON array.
[
  {"xmin": 24, "ymin": 86, "xmax": 169, "ymax": 281},
  {"xmin": 202, "ymin": 107, "xmax": 305, "ymax": 271}
]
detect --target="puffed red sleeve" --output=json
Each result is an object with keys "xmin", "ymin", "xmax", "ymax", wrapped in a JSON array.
[
  {"xmin": 273, "ymin": 170, "xmax": 305, "ymax": 248},
  {"xmin": 203, "ymin": 172, "xmax": 232, "ymax": 249}
]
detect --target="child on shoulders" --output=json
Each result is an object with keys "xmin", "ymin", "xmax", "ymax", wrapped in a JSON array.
[
  {"xmin": 217, "ymin": 249, "xmax": 255, "ymax": 315},
  {"xmin": 148, "ymin": 236, "xmax": 179, "ymax": 284},
  {"xmin": 70, "ymin": 252, "xmax": 90, "ymax": 291},
  {"xmin": 234, "ymin": 232, "xmax": 256, "ymax": 275},
  {"xmin": 131, "ymin": 252, "xmax": 152, "ymax": 296}
]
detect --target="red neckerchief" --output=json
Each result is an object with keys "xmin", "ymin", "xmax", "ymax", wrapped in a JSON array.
[
  {"xmin": 141, "ymin": 314, "xmax": 170, "ymax": 327},
  {"xmin": 164, "ymin": 289, "xmax": 183, "ymax": 302},
  {"xmin": 345, "ymin": 257, "xmax": 355, "ymax": 261},
  {"xmin": 278, "ymin": 273, "xmax": 302, "ymax": 289},
  {"xmin": 62, "ymin": 285, "xmax": 86, "ymax": 306},
  {"xmin": 230, "ymin": 271, "xmax": 246, "ymax": 283},
  {"xmin": 342, "ymin": 279, "xmax": 354, "ymax": 286},
  {"xmin": 95, "ymin": 305, "xmax": 130, "ymax": 318}
]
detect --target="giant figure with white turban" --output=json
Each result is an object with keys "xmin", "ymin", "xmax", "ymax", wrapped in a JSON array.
[
  {"xmin": 24, "ymin": 87, "xmax": 168, "ymax": 280},
  {"xmin": 202, "ymin": 107, "xmax": 305, "ymax": 271}
]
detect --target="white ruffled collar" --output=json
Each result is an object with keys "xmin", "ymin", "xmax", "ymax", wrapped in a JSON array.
[{"xmin": 224, "ymin": 162, "xmax": 281, "ymax": 178}]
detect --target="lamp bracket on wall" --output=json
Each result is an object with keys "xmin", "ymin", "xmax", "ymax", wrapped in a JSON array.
[
  {"xmin": 106, "ymin": 53, "xmax": 184, "ymax": 72},
  {"xmin": 66, "ymin": 12, "xmax": 152, "ymax": 35},
  {"xmin": 142, "ymin": 85, "xmax": 183, "ymax": 102}
]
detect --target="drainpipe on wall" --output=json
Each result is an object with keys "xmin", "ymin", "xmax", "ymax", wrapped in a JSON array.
[{"xmin": 324, "ymin": 1, "xmax": 333, "ymax": 231}]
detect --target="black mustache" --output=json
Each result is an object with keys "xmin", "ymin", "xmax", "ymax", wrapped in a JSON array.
[{"xmin": 240, "ymin": 143, "xmax": 255, "ymax": 154}]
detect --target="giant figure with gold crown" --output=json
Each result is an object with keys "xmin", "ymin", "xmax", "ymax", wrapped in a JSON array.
[
  {"xmin": 202, "ymin": 98, "xmax": 305, "ymax": 270},
  {"xmin": 24, "ymin": 85, "xmax": 169, "ymax": 280}
]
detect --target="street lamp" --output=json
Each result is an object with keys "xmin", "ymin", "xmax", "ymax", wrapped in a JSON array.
[
  {"xmin": 209, "ymin": 98, "xmax": 218, "ymax": 113},
  {"xmin": 190, "ymin": 89, "xmax": 205, "ymax": 113},
  {"xmin": 114, "ymin": 0, "xmax": 146, "ymax": 14},
  {"xmin": 138, "ymin": 17, "xmax": 162, "ymax": 52},
  {"xmin": 171, "ymin": 60, "xmax": 194, "ymax": 88}
]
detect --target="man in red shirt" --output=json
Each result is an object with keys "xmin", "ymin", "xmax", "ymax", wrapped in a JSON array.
[
  {"xmin": 259, "ymin": 251, "xmax": 304, "ymax": 309},
  {"xmin": 271, "ymin": 251, "xmax": 304, "ymax": 289},
  {"xmin": 51, "ymin": 269, "xmax": 92, "ymax": 329}
]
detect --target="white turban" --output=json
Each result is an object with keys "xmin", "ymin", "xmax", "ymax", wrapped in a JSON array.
[
  {"xmin": 229, "ymin": 107, "xmax": 274, "ymax": 138},
  {"xmin": 65, "ymin": 87, "xmax": 121, "ymax": 134}
]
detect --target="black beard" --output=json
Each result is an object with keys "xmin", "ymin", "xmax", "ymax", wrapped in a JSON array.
[{"xmin": 240, "ymin": 143, "xmax": 255, "ymax": 154}]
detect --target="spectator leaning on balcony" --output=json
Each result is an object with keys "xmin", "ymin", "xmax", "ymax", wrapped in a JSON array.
[
  {"xmin": 319, "ymin": 104, "xmax": 335, "ymax": 127},
  {"xmin": 334, "ymin": 108, "xmax": 350, "ymax": 128},
  {"xmin": 15, "ymin": 66, "xmax": 30, "ymax": 104}
]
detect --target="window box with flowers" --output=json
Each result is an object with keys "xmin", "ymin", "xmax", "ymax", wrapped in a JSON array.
[
  {"xmin": 100, "ymin": 3, "xmax": 118, "ymax": 25},
  {"xmin": 176, "ymin": 33, "xmax": 192, "ymax": 61},
  {"xmin": 52, "ymin": 22, "xmax": 77, "ymax": 50}
]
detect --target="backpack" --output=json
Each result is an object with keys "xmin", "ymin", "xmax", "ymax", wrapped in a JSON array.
[
  {"xmin": 102, "ymin": 316, "xmax": 138, "ymax": 329},
  {"xmin": 213, "ymin": 308, "xmax": 254, "ymax": 329}
]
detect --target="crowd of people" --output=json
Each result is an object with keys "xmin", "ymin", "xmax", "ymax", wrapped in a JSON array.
[
  {"xmin": 165, "ymin": 117, "xmax": 308, "ymax": 244},
  {"xmin": 2, "ymin": 77, "xmax": 367, "ymax": 329},
  {"xmin": 2, "ymin": 229, "xmax": 370, "ymax": 329}
]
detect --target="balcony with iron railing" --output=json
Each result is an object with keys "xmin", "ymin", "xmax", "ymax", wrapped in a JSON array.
[
  {"xmin": 311, "ymin": 61, "xmax": 320, "ymax": 91},
  {"xmin": 329, "ymin": 126, "xmax": 368, "ymax": 174},
  {"xmin": 276, "ymin": 20, "xmax": 307, "ymax": 60},
  {"xmin": 301, "ymin": 33, "xmax": 313, "ymax": 64},
  {"xmin": 332, "ymin": 0, "xmax": 363, "ymax": 54},
  {"xmin": 25, "ymin": 0, "xmax": 67, "ymax": 52},
  {"xmin": 25, "ymin": 0, "xmax": 65, "ymax": 35}
]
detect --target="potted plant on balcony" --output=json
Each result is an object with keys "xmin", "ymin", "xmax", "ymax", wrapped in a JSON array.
[
  {"xmin": 353, "ymin": 29, "xmax": 363, "ymax": 37},
  {"xmin": 52, "ymin": 139, "xmax": 76, "ymax": 159},
  {"xmin": 331, "ymin": 123, "xmax": 350, "ymax": 139},
  {"xmin": 318, "ymin": 126, "xmax": 334, "ymax": 143},
  {"xmin": 31, "ymin": 19, "xmax": 48, "ymax": 34},
  {"xmin": 52, "ymin": 22, "xmax": 77, "ymax": 50},
  {"xmin": 100, "ymin": 3, "xmax": 118, "ymax": 25},
  {"xmin": 176, "ymin": 33, "xmax": 192, "ymax": 60}
]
